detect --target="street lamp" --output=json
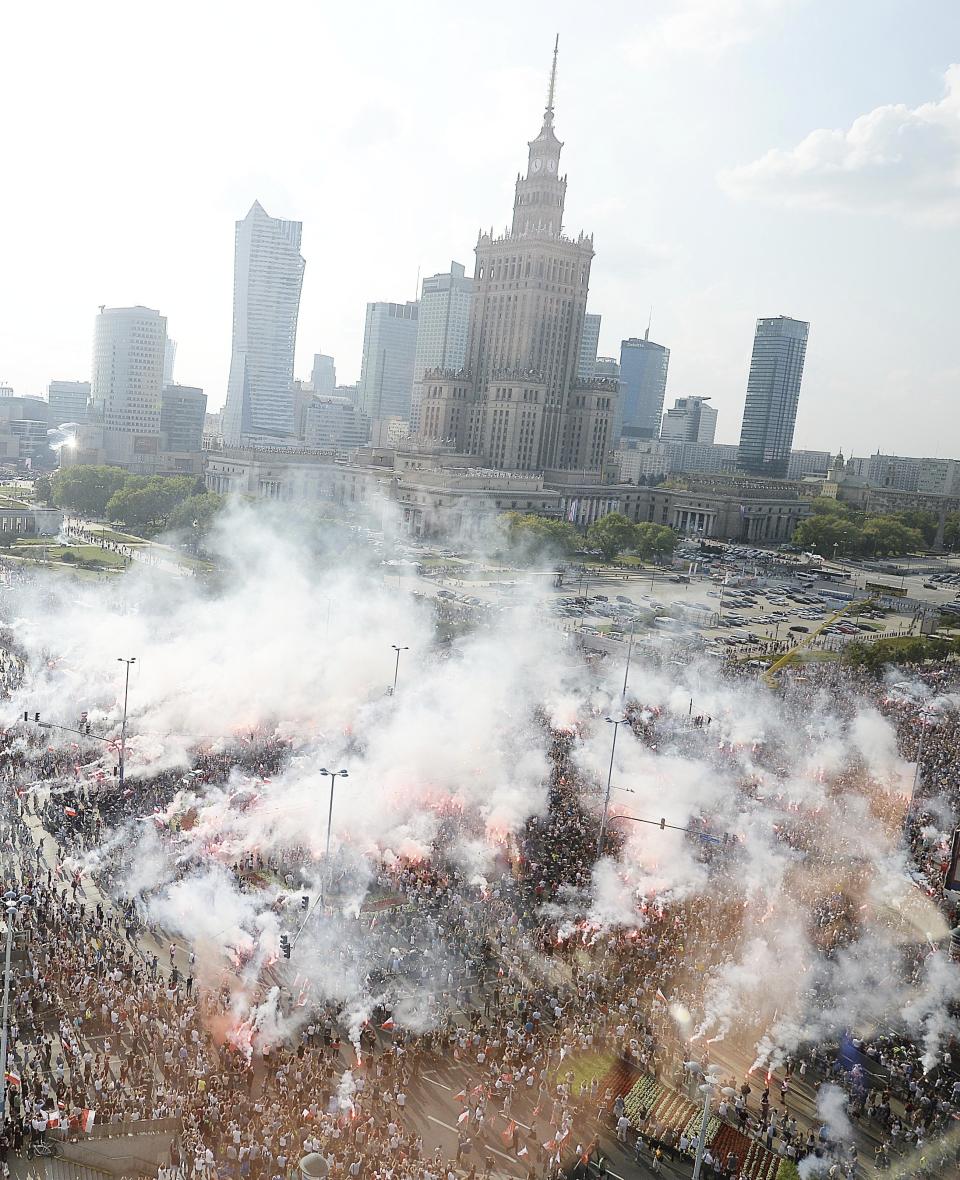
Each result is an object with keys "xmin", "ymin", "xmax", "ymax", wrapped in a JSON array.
[
  {"xmin": 117, "ymin": 657, "xmax": 136, "ymax": 789},
  {"xmin": 683, "ymin": 1064, "xmax": 732, "ymax": 1180},
  {"xmin": 622, "ymin": 622, "xmax": 636, "ymax": 700},
  {"xmin": 597, "ymin": 716, "xmax": 630, "ymax": 861},
  {"xmin": 0, "ymin": 891, "xmax": 32, "ymax": 1134},
  {"xmin": 390, "ymin": 645, "xmax": 408, "ymax": 695},
  {"xmin": 318, "ymin": 768, "xmax": 348, "ymax": 907}
]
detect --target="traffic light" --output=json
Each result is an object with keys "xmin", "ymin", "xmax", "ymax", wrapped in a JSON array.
[
  {"xmin": 301, "ymin": 895, "xmax": 309, "ymax": 910},
  {"xmin": 280, "ymin": 934, "xmax": 291, "ymax": 959},
  {"xmin": 34, "ymin": 713, "xmax": 40, "ymax": 723},
  {"xmin": 23, "ymin": 712, "xmax": 27, "ymax": 723},
  {"xmin": 659, "ymin": 817, "xmax": 666, "ymax": 830}
]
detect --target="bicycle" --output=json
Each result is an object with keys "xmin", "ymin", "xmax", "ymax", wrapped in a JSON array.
[{"xmin": 30, "ymin": 1139, "xmax": 59, "ymax": 1158}]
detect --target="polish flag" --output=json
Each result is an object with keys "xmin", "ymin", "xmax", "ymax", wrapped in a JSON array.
[
  {"xmin": 63, "ymin": 807, "xmax": 78, "ymax": 817},
  {"xmin": 81, "ymin": 1109, "xmax": 96, "ymax": 1133},
  {"xmin": 501, "ymin": 1121, "xmax": 516, "ymax": 1146},
  {"xmin": 4, "ymin": 1070, "xmax": 20, "ymax": 1088},
  {"xmin": 380, "ymin": 1019, "xmax": 395, "ymax": 1031},
  {"xmin": 655, "ymin": 987, "xmax": 668, "ymax": 1004},
  {"xmin": 457, "ymin": 1110, "xmax": 470, "ymax": 1125},
  {"xmin": 517, "ymin": 1146, "xmax": 528, "ymax": 1159},
  {"xmin": 454, "ymin": 1090, "xmax": 467, "ymax": 1103},
  {"xmin": 46, "ymin": 1112, "xmax": 61, "ymax": 1129}
]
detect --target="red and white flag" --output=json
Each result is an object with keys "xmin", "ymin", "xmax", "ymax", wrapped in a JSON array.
[
  {"xmin": 81, "ymin": 1109, "xmax": 96, "ymax": 1133},
  {"xmin": 46, "ymin": 1112, "xmax": 61, "ymax": 1129},
  {"xmin": 457, "ymin": 1110, "xmax": 470, "ymax": 1125},
  {"xmin": 454, "ymin": 1089, "xmax": 467, "ymax": 1103},
  {"xmin": 517, "ymin": 1146, "xmax": 528, "ymax": 1159},
  {"xmin": 63, "ymin": 806, "xmax": 78, "ymax": 818},
  {"xmin": 380, "ymin": 1019, "xmax": 395, "ymax": 1031},
  {"xmin": 501, "ymin": 1120, "xmax": 516, "ymax": 1146},
  {"xmin": 3, "ymin": 1070, "xmax": 20, "ymax": 1088}
]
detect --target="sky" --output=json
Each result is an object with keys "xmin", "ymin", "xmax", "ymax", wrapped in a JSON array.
[{"xmin": 2, "ymin": 0, "xmax": 959, "ymax": 456}]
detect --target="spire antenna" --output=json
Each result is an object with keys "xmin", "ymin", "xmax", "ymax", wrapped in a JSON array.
[{"xmin": 545, "ymin": 34, "xmax": 559, "ymax": 122}]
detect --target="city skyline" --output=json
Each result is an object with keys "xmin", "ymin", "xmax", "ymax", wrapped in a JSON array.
[{"xmin": 2, "ymin": 1, "xmax": 959, "ymax": 455}]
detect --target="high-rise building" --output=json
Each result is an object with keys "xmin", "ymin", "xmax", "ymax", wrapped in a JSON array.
[
  {"xmin": 577, "ymin": 312, "xmax": 601, "ymax": 379},
  {"xmin": 311, "ymin": 353, "xmax": 336, "ymax": 395},
  {"xmin": 163, "ymin": 337, "xmax": 177, "ymax": 386},
  {"xmin": 661, "ymin": 396, "xmax": 717, "ymax": 445},
  {"xmin": 303, "ymin": 396, "xmax": 369, "ymax": 451},
  {"xmin": 357, "ymin": 301, "xmax": 419, "ymax": 443},
  {"xmin": 410, "ymin": 262, "xmax": 474, "ymax": 434},
  {"xmin": 90, "ymin": 305, "xmax": 166, "ymax": 470},
  {"xmin": 619, "ymin": 332, "xmax": 669, "ymax": 442},
  {"xmin": 47, "ymin": 380, "xmax": 90, "ymax": 425},
  {"xmin": 737, "ymin": 315, "xmax": 810, "ymax": 478},
  {"xmin": 223, "ymin": 201, "xmax": 305, "ymax": 446},
  {"xmin": 161, "ymin": 384, "xmax": 207, "ymax": 453},
  {"xmin": 422, "ymin": 39, "xmax": 616, "ymax": 473}
]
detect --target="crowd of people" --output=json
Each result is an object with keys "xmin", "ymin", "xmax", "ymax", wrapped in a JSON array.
[{"xmin": 0, "ymin": 648, "xmax": 958, "ymax": 1180}]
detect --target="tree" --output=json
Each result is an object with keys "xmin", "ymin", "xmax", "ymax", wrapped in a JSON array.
[
  {"xmin": 860, "ymin": 516, "xmax": 924, "ymax": 557},
  {"xmin": 633, "ymin": 522, "xmax": 676, "ymax": 559},
  {"xmin": 894, "ymin": 509, "xmax": 937, "ymax": 546},
  {"xmin": 501, "ymin": 512, "xmax": 579, "ymax": 561},
  {"xmin": 792, "ymin": 515, "xmax": 862, "ymax": 555},
  {"xmin": 105, "ymin": 475, "xmax": 198, "ymax": 532},
  {"xmin": 944, "ymin": 512, "xmax": 960, "ymax": 551},
  {"xmin": 33, "ymin": 475, "xmax": 53, "ymax": 504},
  {"xmin": 167, "ymin": 492, "xmax": 225, "ymax": 538},
  {"xmin": 586, "ymin": 512, "xmax": 637, "ymax": 562},
  {"xmin": 51, "ymin": 465, "xmax": 128, "ymax": 516}
]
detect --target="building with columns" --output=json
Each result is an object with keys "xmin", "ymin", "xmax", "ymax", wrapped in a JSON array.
[{"xmin": 425, "ymin": 40, "xmax": 617, "ymax": 476}]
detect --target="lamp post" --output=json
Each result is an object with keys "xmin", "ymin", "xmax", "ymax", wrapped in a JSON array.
[
  {"xmin": 318, "ymin": 768, "xmax": 348, "ymax": 907},
  {"xmin": 597, "ymin": 716, "xmax": 629, "ymax": 861},
  {"xmin": 682, "ymin": 1064, "xmax": 729, "ymax": 1180},
  {"xmin": 0, "ymin": 891, "xmax": 31, "ymax": 1134},
  {"xmin": 622, "ymin": 622, "xmax": 636, "ymax": 700},
  {"xmin": 390, "ymin": 645, "xmax": 408, "ymax": 695},
  {"xmin": 117, "ymin": 657, "xmax": 136, "ymax": 789}
]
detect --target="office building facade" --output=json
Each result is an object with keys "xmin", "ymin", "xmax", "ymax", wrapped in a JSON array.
[
  {"xmin": 311, "ymin": 353, "xmax": 336, "ymax": 395},
  {"xmin": 661, "ymin": 396, "xmax": 717, "ymax": 445},
  {"xmin": 161, "ymin": 384, "xmax": 207, "ymax": 453},
  {"xmin": 619, "ymin": 333, "xmax": 669, "ymax": 442},
  {"xmin": 223, "ymin": 201, "xmax": 305, "ymax": 446},
  {"xmin": 47, "ymin": 380, "xmax": 90, "ymax": 425},
  {"xmin": 358, "ymin": 301, "xmax": 420, "ymax": 442},
  {"xmin": 90, "ymin": 305, "xmax": 167, "ymax": 470},
  {"xmin": 737, "ymin": 315, "xmax": 810, "ymax": 478},
  {"xmin": 577, "ymin": 312, "xmax": 601, "ymax": 380},
  {"xmin": 410, "ymin": 262, "xmax": 474, "ymax": 433}
]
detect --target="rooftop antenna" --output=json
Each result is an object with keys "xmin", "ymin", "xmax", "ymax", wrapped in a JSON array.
[
  {"xmin": 414, "ymin": 265, "xmax": 421, "ymax": 302},
  {"xmin": 645, "ymin": 306, "xmax": 653, "ymax": 341}
]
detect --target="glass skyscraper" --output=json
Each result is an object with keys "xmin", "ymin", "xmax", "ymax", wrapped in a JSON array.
[
  {"xmin": 223, "ymin": 202, "xmax": 305, "ymax": 446},
  {"xmin": 618, "ymin": 333, "xmax": 669, "ymax": 441},
  {"xmin": 737, "ymin": 315, "xmax": 810, "ymax": 478},
  {"xmin": 410, "ymin": 262, "xmax": 473, "ymax": 433}
]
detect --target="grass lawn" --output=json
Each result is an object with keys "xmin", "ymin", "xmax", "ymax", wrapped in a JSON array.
[{"xmin": 10, "ymin": 542, "xmax": 129, "ymax": 568}]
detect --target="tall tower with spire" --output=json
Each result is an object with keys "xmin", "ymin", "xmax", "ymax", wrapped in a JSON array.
[{"xmin": 420, "ymin": 39, "xmax": 617, "ymax": 474}]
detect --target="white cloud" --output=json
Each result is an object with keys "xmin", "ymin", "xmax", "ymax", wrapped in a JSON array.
[
  {"xmin": 721, "ymin": 64, "xmax": 960, "ymax": 222},
  {"xmin": 624, "ymin": 0, "xmax": 798, "ymax": 62}
]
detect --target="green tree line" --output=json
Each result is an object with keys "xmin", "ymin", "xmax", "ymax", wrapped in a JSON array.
[
  {"xmin": 501, "ymin": 511, "xmax": 676, "ymax": 563},
  {"xmin": 50, "ymin": 466, "xmax": 224, "ymax": 536}
]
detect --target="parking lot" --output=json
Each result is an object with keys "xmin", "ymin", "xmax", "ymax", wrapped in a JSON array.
[{"xmin": 387, "ymin": 532, "xmax": 960, "ymax": 658}]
